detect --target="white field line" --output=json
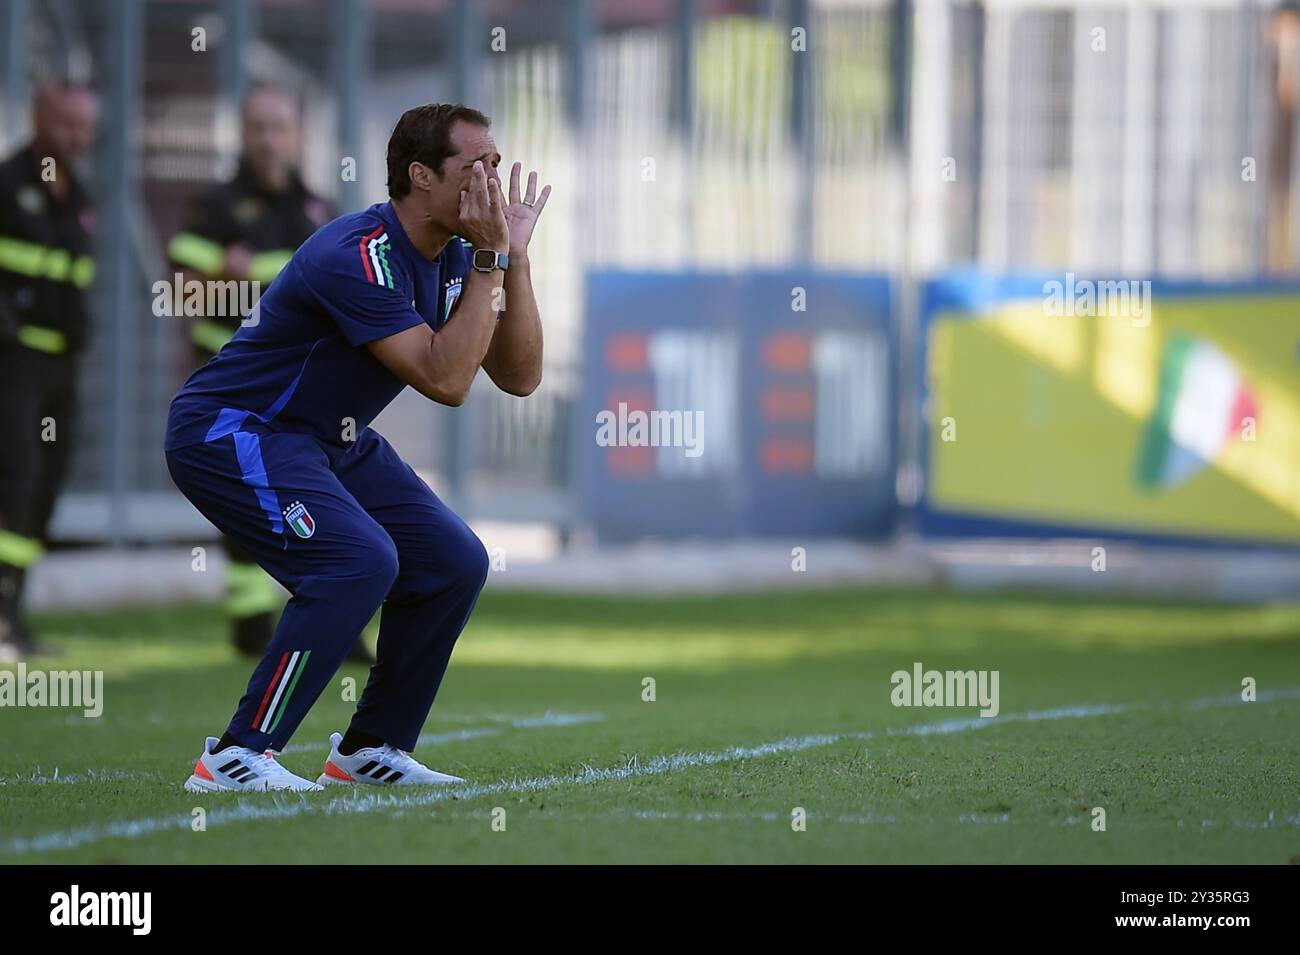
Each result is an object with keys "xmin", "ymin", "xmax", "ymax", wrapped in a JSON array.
[
  {"xmin": 279, "ymin": 711, "xmax": 605, "ymax": 755},
  {"xmin": 3, "ymin": 689, "xmax": 1296, "ymax": 856},
  {"xmin": 0, "ymin": 768, "xmax": 149, "ymax": 787},
  {"xmin": 386, "ymin": 807, "xmax": 1300, "ymax": 831}
]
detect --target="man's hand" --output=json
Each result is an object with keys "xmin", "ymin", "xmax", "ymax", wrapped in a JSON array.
[
  {"xmin": 478, "ymin": 161, "xmax": 547, "ymax": 397},
  {"xmin": 458, "ymin": 161, "xmax": 509, "ymax": 252},
  {"xmin": 503, "ymin": 161, "xmax": 552, "ymax": 257}
]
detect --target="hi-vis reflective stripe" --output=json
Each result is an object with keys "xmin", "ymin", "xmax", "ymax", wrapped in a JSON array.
[
  {"xmin": 0, "ymin": 530, "xmax": 43, "ymax": 568},
  {"xmin": 0, "ymin": 236, "xmax": 94, "ymax": 288},
  {"xmin": 16, "ymin": 325, "xmax": 67, "ymax": 354},
  {"xmin": 170, "ymin": 237, "xmax": 294, "ymax": 283},
  {"xmin": 225, "ymin": 561, "xmax": 282, "ymax": 618},
  {"xmin": 192, "ymin": 317, "xmax": 235, "ymax": 355},
  {"xmin": 248, "ymin": 249, "xmax": 293, "ymax": 284},
  {"xmin": 168, "ymin": 232, "xmax": 225, "ymax": 277}
]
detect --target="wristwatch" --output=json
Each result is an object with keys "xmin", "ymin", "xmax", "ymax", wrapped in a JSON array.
[{"xmin": 472, "ymin": 249, "xmax": 509, "ymax": 273}]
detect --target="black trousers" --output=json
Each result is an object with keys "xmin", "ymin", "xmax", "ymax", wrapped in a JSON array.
[{"xmin": 0, "ymin": 344, "xmax": 78, "ymax": 632}]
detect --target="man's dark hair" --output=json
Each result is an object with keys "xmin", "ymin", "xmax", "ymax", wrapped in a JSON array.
[{"xmin": 386, "ymin": 103, "xmax": 491, "ymax": 198}]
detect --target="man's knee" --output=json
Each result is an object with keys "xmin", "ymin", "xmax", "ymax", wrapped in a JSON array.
[
  {"xmin": 360, "ymin": 534, "xmax": 402, "ymax": 593},
  {"xmin": 458, "ymin": 527, "xmax": 490, "ymax": 594},
  {"xmin": 433, "ymin": 523, "xmax": 489, "ymax": 595},
  {"xmin": 398, "ymin": 521, "xmax": 489, "ymax": 599},
  {"xmin": 316, "ymin": 531, "xmax": 399, "ymax": 604}
]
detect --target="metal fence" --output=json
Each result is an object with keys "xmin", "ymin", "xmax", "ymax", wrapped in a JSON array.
[{"xmin": 0, "ymin": 0, "xmax": 1291, "ymax": 543}]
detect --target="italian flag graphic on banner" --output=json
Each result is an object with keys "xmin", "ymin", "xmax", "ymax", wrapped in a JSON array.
[{"xmin": 1138, "ymin": 334, "xmax": 1259, "ymax": 491}]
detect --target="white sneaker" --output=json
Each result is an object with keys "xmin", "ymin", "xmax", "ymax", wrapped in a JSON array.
[
  {"xmin": 185, "ymin": 736, "xmax": 323, "ymax": 792},
  {"xmin": 318, "ymin": 732, "xmax": 465, "ymax": 786}
]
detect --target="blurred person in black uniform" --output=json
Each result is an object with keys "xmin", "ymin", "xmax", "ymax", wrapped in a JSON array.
[
  {"xmin": 167, "ymin": 85, "xmax": 371, "ymax": 662},
  {"xmin": 0, "ymin": 82, "xmax": 98, "ymax": 662}
]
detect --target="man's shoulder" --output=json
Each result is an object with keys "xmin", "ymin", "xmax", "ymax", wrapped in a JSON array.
[
  {"xmin": 189, "ymin": 176, "xmax": 247, "ymax": 213},
  {"xmin": 300, "ymin": 205, "xmax": 407, "ymax": 289},
  {"xmin": 179, "ymin": 178, "xmax": 244, "ymax": 237},
  {"xmin": 303, "ymin": 205, "xmax": 388, "ymax": 248},
  {"xmin": 0, "ymin": 155, "xmax": 20, "ymax": 188},
  {"xmin": 0, "ymin": 145, "xmax": 33, "ymax": 179},
  {"xmin": 0, "ymin": 147, "xmax": 35, "ymax": 201}
]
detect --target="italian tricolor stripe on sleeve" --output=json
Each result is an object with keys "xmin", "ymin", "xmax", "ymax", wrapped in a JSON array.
[{"xmin": 359, "ymin": 225, "xmax": 394, "ymax": 288}]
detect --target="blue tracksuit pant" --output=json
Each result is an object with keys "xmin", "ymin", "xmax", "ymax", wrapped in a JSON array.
[{"xmin": 166, "ymin": 426, "xmax": 489, "ymax": 753}]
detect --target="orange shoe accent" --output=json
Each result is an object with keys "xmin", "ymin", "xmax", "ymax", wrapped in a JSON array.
[
  {"xmin": 194, "ymin": 759, "xmax": 215, "ymax": 782},
  {"xmin": 323, "ymin": 760, "xmax": 355, "ymax": 782}
]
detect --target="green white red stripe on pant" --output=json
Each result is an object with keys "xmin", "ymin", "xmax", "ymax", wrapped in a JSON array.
[{"xmin": 253, "ymin": 650, "xmax": 312, "ymax": 735}]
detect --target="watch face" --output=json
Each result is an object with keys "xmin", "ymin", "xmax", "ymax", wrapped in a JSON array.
[{"xmin": 473, "ymin": 249, "xmax": 497, "ymax": 271}]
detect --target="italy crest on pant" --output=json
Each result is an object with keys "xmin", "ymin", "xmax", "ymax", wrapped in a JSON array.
[{"xmin": 282, "ymin": 500, "xmax": 315, "ymax": 539}]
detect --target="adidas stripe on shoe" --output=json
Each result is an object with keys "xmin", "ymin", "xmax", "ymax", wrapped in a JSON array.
[
  {"xmin": 318, "ymin": 732, "xmax": 464, "ymax": 786},
  {"xmin": 185, "ymin": 736, "xmax": 323, "ymax": 792}
]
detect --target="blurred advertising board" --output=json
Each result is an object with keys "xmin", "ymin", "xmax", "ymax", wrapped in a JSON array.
[
  {"xmin": 580, "ymin": 272, "xmax": 896, "ymax": 541},
  {"xmin": 919, "ymin": 271, "xmax": 1300, "ymax": 548}
]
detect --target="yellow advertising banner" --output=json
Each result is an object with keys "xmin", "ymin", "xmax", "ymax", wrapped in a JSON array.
[{"xmin": 926, "ymin": 290, "xmax": 1300, "ymax": 545}]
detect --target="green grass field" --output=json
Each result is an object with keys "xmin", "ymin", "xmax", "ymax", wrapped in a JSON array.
[{"xmin": 2, "ymin": 587, "xmax": 1298, "ymax": 864}]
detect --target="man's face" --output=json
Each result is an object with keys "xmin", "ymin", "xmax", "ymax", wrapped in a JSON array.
[
  {"xmin": 32, "ymin": 86, "xmax": 98, "ymax": 166},
  {"xmin": 424, "ymin": 120, "xmax": 501, "ymax": 228},
  {"xmin": 241, "ymin": 89, "xmax": 300, "ymax": 187}
]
